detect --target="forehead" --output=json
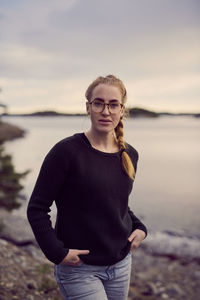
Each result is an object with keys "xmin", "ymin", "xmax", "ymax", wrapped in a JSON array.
[{"xmin": 91, "ymin": 84, "xmax": 122, "ymax": 101}]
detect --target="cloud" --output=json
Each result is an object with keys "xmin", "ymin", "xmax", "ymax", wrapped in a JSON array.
[
  {"xmin": 0, "ymin": 0, "xmax": 199, "ymax": 113},
  {"xmin": 126, "ymin": 73, "xmax": 200, "ymax": 111},
  {"xmin": 0, "ymin": 77, "xmax": 89, "ymax": 113},
  {"xmin": 0, "ymin": 42, "xmax": 93, "ymax": 79}
]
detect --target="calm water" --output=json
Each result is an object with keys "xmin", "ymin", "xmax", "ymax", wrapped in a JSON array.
[{"xmin": 3, "ymin": 115, "xmax": 200, "ymax": 237}]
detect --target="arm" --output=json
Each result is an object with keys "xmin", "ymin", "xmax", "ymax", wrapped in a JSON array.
[
  {"xmin": 126, "ymin": 144, "xmax": 147, "ymax": 250},
  {"xmin": 128, "ymin": 207, "xmax": 147, "ymax": 237},
  {"xmin": 128, "ymin": 207, "xmax": 147, "ymax": 251},
  {"xmin": 27, "ymin": 143, "xmax": 69, "ymax": 264}
]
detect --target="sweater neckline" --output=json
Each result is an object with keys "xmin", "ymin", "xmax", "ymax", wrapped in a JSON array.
[{"xmin": 78, "ymin": 133, "xmax": 123, "ymax": 156}]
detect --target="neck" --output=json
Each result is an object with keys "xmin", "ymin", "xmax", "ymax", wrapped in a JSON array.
[{"xmin": 85, "ymin": 129, "xmax": 119, "ymax": 153}]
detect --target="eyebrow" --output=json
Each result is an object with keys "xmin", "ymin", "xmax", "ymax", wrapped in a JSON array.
[{"xmin": 93, "ymin": 98, "xmax": 119, "ymax": 103}]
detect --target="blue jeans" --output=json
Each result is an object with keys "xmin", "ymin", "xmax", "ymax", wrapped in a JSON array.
[{"xmin": 54, "ymin": 252, "xmax": 132, "ymax": 300}]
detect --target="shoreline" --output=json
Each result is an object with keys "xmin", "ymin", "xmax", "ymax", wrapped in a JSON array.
[
  {"xmin": 0, "ymin": 120, "xmax": 25, "ymax": 142},
  {"xmin": 2, "ymin": 108, "xmax": 200, "ymax": 118}
]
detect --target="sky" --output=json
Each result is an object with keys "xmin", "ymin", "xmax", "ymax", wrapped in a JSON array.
[{"xmin": 0, "ymin": 0, "xmax": 199, "ymax": 114}]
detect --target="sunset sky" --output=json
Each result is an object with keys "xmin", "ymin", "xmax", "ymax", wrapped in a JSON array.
[{"xmin": 0, "ymin": 0, "xmax": 199, "ymax": 114}]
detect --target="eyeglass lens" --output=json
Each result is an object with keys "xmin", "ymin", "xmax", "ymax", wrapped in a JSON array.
[{"xmin": 91, "ymin": 100, "xmax": 122, "ymax": 113}]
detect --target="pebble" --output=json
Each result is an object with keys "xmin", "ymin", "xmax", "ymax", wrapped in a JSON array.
[
  {"xmin": 5, "ymin": 283, "xmax": 14, "ymax": 288},
  {"xmin": 27, "ymin": 281, "xmax": 36, "ymax": 290},
  {"xmin": 168, "ymin": 283, "xmax": 183, "ymax": 296},
  {"xmin": 161, "ymin": 293, "xmax": 169, "ymax": 299},
  {"xmin": 141, "ymin": 283, "xmax": 154, "ymax": 296}
]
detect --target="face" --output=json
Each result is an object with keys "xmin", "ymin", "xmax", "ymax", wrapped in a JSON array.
[{"xmin": 86, "ymin": 83, "xmax": 125, "ymax": 134}]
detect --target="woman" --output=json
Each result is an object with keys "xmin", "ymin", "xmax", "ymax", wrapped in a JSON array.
[{"xmin": 27, "ymin": 75, "xmax": 147, "ymax": 300}]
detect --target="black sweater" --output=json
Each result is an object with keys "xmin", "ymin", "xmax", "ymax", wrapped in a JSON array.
[{"xmin": 27, "ymin": 133, "xmax": 147, "ymax": 265}]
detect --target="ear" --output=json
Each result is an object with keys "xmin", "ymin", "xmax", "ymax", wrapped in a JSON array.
[
  {"xmin": 86, "ymin": 102, "xmax": 90, "ymax": 114},
  {"xmin": 120, "ymin": 105, "xmax": 125, "ymax": 119}
]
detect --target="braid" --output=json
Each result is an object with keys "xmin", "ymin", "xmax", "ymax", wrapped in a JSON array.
[{"xmin": 115, "ymin": 120, "xmax": 135, "ymax": 180}]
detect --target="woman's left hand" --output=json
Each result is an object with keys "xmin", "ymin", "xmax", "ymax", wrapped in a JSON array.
[{"xmin": 128, "ymin": 229, "xmax": 146, "ymax": 252}]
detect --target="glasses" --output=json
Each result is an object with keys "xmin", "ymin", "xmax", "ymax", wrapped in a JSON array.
[{"xmin": 89, "ymin": 100, "xmax": 124, "ymax": 114}]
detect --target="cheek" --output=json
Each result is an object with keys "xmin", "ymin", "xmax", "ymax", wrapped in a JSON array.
[
  {"xmin": 113, "ymin": 115, "xmax": 121, "ymax": 126},
  {"xmin": 89, "ymin": 111, "xmax": 98, "ymax": 123}
]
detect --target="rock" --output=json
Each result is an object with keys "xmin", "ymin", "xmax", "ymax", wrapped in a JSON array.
[
  {"xmin": 161, "ymin": 293, "xmax": 169, "ymax": 299},
  {"xmin": 141, "ymin": 283, "xmax": 154, "ymax": 296},
  {"xmin": 0, "ymin": 121, "xmax": 25, "ymax": 142},
  {"xmin": 27, "ymin": 281, "xmax": 36, "ymax": 290},
  {"xmin": 0, "ymin": 209, "xmax": 35, "ymax": 244},
  {"xmin": 143, "ymin": 231, "xmax": 200, "ymax": 262},
  {"xmin": 0, "ymin": 239, "xmax": 62, "ymax": 300},
  {"xmin": 167, "ymin": 283, "xmax": 184, "ymax": 297},
  {"xmin": 130, "ymin": 248, "xmax": 200, "ymax": 300}
]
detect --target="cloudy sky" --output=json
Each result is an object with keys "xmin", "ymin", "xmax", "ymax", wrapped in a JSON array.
[{"xmin": 0, "ymin": 0, "xmax": 199, "ymax": 113}]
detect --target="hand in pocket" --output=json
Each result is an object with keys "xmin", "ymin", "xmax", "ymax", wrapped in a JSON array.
[{"xmin": 61, "ymin": 249, "xmax": 90, "ymax": 266}]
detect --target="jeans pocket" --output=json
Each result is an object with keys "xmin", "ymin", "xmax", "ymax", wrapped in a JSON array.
[{"xmin": 55, "ymin": 262, "xmax": 84, "ymax": 283}]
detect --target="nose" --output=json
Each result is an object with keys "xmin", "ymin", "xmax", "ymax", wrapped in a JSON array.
[{"xmin": 102, "ymin": 104, "xmax": 110, "ymax": 115}]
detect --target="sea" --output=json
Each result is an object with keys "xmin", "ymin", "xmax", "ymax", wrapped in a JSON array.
[{"xmin": 2, "ymin": 115, "xmax": 200, "ymax": 259}]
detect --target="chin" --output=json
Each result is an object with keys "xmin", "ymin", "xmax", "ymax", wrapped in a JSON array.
[{"xmin": 95, "ymin": 125, "xmax": 114, "ymax": 134}]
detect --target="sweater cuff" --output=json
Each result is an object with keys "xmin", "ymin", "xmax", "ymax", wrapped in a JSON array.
[
  {"xmin": 135, "ymin": 224, "xmax": 147, "ymax": 239},
  {"xmin": 53, "ymin": 248, "xmax": 69, "ymax": 265}
]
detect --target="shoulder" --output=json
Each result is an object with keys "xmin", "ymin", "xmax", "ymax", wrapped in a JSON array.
[
  {"xmin": 54, "ymin": 133, "xmax": 82, "ymax": 148},
  {"xmin": 125, "ymin": 142, "xmax": 139, "ymax": 162},
  {"xmin": 47, "ymin": 133, "xmax": 83, "ymax": 158}
]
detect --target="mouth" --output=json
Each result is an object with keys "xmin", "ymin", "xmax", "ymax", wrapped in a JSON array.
[{"xmin": 98, "ymin": 119, "xmax": 112, "ymax": 125}]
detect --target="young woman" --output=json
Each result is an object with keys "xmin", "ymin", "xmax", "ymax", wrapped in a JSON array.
[{"xmin": 27, "ymin": 75, "xmax": 147, "ymax": 300}]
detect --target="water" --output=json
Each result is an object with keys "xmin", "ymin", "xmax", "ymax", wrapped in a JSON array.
[{"xmin": 2, "ymin": 115, "xmax": 200, "ymax": 246}]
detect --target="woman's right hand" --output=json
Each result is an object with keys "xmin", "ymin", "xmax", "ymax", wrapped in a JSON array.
[{"xmin": 61, "ymin": 249, "xmax": 90, "ymax": 266}]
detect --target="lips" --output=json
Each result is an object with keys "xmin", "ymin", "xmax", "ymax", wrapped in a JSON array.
[{"xmin": 98, "ymin": 119, "xmax": 112, "ymax": 125}]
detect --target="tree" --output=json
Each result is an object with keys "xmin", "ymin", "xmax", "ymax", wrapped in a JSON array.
[{"xmin": 0, "ymin": 144, "xmax": 29, "ymax": 211}]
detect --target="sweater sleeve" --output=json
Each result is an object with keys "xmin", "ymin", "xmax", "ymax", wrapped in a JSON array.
[
  {"xmin": 128, "ymin": 207, "xmax": 147, "ymax": 237},
  {"xmin": 127, "ymin": 144, "xmax": 147, "ymax": 237},
  {"xmin": 27, "ymin": 143, "xmax": 69, "ymax": 264}
]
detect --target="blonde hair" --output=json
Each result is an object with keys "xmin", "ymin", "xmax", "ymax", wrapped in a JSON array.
[{"xmin": 85, "ymin": 74, "xmax": 136, "ymax": 180}]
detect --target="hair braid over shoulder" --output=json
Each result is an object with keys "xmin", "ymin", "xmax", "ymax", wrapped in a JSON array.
[{"xmin": 115, "ymin": 119, "xmax": 136, "ymax": 180}]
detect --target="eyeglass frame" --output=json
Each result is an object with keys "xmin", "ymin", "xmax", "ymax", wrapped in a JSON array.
[{"xmin": 88, "ymin": 99, "xmax": 124, "ymax": 114}]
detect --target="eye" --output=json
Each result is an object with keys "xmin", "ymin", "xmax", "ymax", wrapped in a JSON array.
[
  {"xmin": 110, "ymin": 103, "xmax": 119, "ymax": 109},
  {"xmin": 93, "ymin": 101, "xmax": 103, "ymax": 107}
]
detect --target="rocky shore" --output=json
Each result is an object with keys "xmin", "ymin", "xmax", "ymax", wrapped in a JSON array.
[
  {"xmin": 0, "ymin": 209, "xmax": 199, "ymax": 300},
  {"xmin": 0, "ymin": 121, "xmax": 25, "ymax": 142}
]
